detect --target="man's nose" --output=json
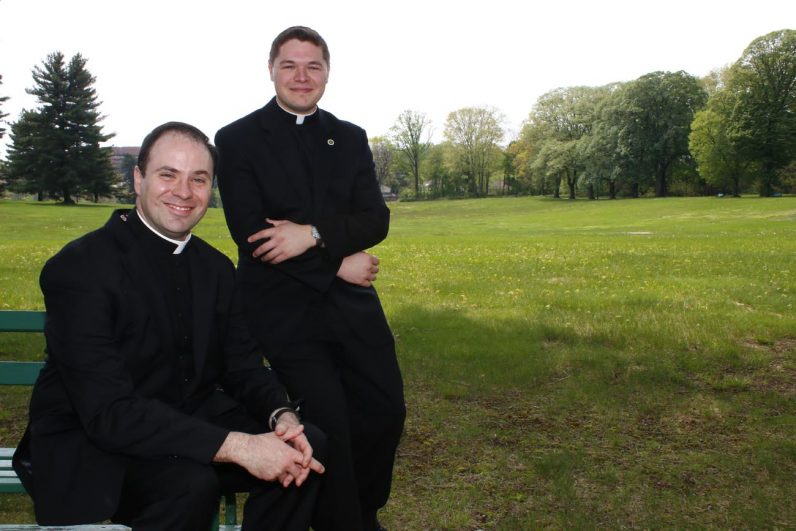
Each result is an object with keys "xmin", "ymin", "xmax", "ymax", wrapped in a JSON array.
[
  {"xmin": 294, "ymin": 67, "xmax": 308, "ymax": 81},
  {"xmin": 173, "ymin": 177, "xmax": 192, "ymax": 199}
]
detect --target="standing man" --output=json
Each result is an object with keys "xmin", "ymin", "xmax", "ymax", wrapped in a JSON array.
[
  {"xmin": 13, "ymin": 122, "xmax": 325, "ymax": 531},
  {"xmin": 215, "ymin": 26, "xmax": 405, "ymax": 531}
]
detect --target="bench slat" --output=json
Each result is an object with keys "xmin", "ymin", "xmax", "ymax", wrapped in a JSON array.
[
  {"xmin": 0, "ymin": 362, "xmax": 44, "ymax": 386},
  {"xmin": 0, "ymin": 312, "xmax": 45, "ymax": 333},
  {"xmin": 0, "ymin": 526, "xmax": 131, "ymax": 530}
]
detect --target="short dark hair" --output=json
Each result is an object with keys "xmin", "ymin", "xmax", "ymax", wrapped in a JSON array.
[
  {"xmin": 269, "ymin": 26, "xmax": 330, "ymax": 66},
  {"xmin": 137, "ymin": 121, "xmax": 218, "ymax": 177}
]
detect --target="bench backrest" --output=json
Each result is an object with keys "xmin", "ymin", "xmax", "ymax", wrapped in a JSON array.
[{"xmin": 0, "ymin": 311, "xmax": 46, "ymax": 386}]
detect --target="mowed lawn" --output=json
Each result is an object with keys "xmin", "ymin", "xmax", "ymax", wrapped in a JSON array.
[{"xmin": 1, "ymin": 196, "xmax": 794, "ymax": 529}]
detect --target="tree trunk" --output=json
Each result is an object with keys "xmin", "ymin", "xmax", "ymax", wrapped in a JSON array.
[
  {"xmin": 587, "ymin": 182, "xmax": 596, "ymax": 200},
  {"xmin": 732, "ymin": 174, "xmax": 741, "ymax": 197},
  {"xmin": 63, "ymin": 188, "xmax": 74, "ymax": 205},
  {"xmin": 655, "ymin": 163, "xmax": 667, "ymax": 197},
  {"xmin": 609, "ymin": 180, "xmax": 617, "ymax": 199},
  {"xmin": 759, "ymin": 162, "xmax": 775, "ymax": 197},
  {"xmin": 631, "ymin": 182, "xmax": 640, "ymax": 198},
  {"xmin": 565, "ymin": 170, "xmax": 575, "ymax": 199},
  {"xmin": 413, "ymin": 160, "xmax": 420, "ymax": 196}
]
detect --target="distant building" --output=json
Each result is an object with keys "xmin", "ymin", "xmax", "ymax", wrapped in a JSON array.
[
  {"xmin": 110, "ymin": 146, "xmax": 140, "ymax": 174},
  {"xmin": 381, "ymin": 184, "xmax": 397, "ymax": 201}
]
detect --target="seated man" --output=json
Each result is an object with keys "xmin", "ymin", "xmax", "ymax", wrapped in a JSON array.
[{"xmin": 13, "ymin": 122, "xmax": 325, "ymax": 531}]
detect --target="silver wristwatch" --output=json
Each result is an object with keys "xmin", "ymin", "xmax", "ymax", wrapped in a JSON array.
[{"xmin": 311, "ymin": 225, "xmax": 324, "ymax": 248}]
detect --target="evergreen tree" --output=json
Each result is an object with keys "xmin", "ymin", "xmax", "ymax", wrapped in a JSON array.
[
  {"xmin": 7, "ymin": 52, "xmax": 115, "ymax": 203},
  {"xmin": 0, "ymin": 74, "xmax": 9, "ymax": 139},
  {"xmin": 5, "ymin": 109, "xmax": 48, "ymax": 200}
]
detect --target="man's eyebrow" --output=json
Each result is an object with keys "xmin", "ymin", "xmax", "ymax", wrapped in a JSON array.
[
  {"xmin": 192, "ymin": 170, "xmax": 211, "ymax": 177},
  {"xmin": 153, "ymin": 165, "xmax": 179, "ymax": 173}
]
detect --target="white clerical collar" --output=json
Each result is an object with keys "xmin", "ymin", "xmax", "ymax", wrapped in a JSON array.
[
  {"xmin": 136, "ymin": 210, "xmax": 191, "ymax": 254},
  {"xmin": 275, "ymin": 99, "xmax": 317, "ymax": 124}
]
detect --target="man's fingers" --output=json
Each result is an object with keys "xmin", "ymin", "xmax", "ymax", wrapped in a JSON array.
[
  {"xmin": 247, "ymin": 228, "xmax": 273, "ymax": 244},
  {"xmin": 276, "ymin": 423, "xmax": 304, "ymax": 441},
  {"xmin": 309, "ymin": 457, "xmax": 325, "ymax": 474},
  {"xmin": 280, "ymin": 472, "xmax": 295, "ymax": 488}
]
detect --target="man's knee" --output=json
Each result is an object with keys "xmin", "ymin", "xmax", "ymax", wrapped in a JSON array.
[{"xmin": 172, "ymin": 460, "xmax": 221, "ymax": 506}]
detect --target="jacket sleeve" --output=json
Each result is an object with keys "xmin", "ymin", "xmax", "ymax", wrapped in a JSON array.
[
  {"xmin": 315, "ymin": 127, "xmax": 391, "ymax": 260},
  {"xmin": 39, "ymin": 253, "xmax": 229, "ymax": 464}
]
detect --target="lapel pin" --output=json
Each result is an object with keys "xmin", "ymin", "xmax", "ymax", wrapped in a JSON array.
[{"xmin": 327, "ymin": 139, "xmax": 335, "ymax": 146}]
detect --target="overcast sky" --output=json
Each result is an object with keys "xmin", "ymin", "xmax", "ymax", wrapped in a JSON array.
[{"xmin": 1, "ymin": 0, "xmax": 794, "ymax": 157}]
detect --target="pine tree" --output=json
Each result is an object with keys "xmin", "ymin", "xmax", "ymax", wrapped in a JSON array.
[
  {"xmin": 0, "ymin": 74, "xmax": 9, "ymax": 139},
  {"xmin": 5, "ymin": 109, "xmax": 48, "ymax": 200},
  {"xmin": 7, "ymin": 51, "xmax": 115, "ymax": 203}
]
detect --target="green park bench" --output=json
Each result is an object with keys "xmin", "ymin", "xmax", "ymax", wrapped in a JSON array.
[{"xmin": 0, "ymin": 310, "xmax": 238, "ymax": 530}]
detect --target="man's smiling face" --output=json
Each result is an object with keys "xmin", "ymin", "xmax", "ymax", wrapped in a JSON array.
[
  {"xmin": 133, "ymin": 132, "xmax": 213, "ymax": 240},
  {"xmin": 269, "ymin": 38, "xmax": 329, "ymax": 115}
]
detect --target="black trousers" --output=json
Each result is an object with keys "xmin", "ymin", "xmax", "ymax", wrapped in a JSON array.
[
  {"xmin": 257, "ymin": 310, "xmax": 406, "ymax": 531},
  {"xmin": 112, "ymin": 406, "xmax": 326, "ymax": 531}
]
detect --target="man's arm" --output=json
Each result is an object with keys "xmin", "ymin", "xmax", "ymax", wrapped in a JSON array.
[
  {"xmin": 244, "ymin": 128, "xmax": 390, "ymax": 265},
  {"xmin": 312, "ymin": 128, "xmax": 391, "ymax": 260},
  {"xmin": 214, "ymin": 127, "xmax": 341, "ymax": 293}
]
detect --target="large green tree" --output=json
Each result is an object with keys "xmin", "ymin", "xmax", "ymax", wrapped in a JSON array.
[
  {"xmin": 6, "ymin": 52, "xmax": 115, "ymax": 203},
  {"xmin": 369, "ymin": 136, "xmax": 395, "ymax": 189},
  {"xmin": 390, "ymin": 110, "xmax": 432, "ymax": 197},
  {"xmin": 689, "ymin": 88, "xmax": 756, "ymax": 196},
  {"xmin": 444, "ymin": 107, "xmax": 504, "ymax": 196},
  {"xmin": 727, "ymin": 29, "xmax": 796, "ymax": 196},
  {"xmin": 526, "ymin": 86, "xmax": 609, "ymax": 199},
  {"xmin": 614, "ymin": 71, "xmax": 707, "ymax": 197}
]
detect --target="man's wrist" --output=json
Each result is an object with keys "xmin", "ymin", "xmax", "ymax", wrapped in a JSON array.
[
  {"xmin": 268, "ymin": 407, "xmax": 299, "ymax": 430},
  {"xmin": 214, "ymin": 431, "xmax": 246, "ymax": 463}
]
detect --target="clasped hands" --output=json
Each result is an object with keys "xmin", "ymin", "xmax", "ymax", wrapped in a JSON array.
[
  {"xmin": 215, "ymin": 414, "xmax": 324, "ymax": 488},
  {"xmin": 247, "ymin": 219, "xmax": 380, "ymax": 287}
]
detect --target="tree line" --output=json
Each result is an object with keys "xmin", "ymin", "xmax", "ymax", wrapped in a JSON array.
[
  {"xmin": 0, "ymin": 30, "xmax": 794, "ymax": 204},
  {"xmin": 379, "ymin": 29, "xmax": 796, "ymax": 200}
]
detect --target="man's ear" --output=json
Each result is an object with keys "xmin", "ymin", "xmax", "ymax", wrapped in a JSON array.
[
  {"xmin": 268, "ymin": 61, "xmax": 275, "ymax": 82},
  {"xmin": 133, "ymin": 166, "xmax": 143, "ymax": 196}
]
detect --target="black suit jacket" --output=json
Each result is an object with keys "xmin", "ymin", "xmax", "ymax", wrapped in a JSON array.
[
  {"xmin": 13, "ymin": 210, "xmax": 291, "ymax": 525},
  {"xmin": 215, "ymin": 98, "xmax": 393, "ymax": 350}
]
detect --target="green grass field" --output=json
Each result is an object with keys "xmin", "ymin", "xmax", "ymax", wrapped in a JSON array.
[{"xmin": 1, "ymin": 196, "xmax": 794, "ymax": 528}]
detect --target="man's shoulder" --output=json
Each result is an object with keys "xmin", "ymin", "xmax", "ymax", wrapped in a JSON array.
[
  {"xmin": 42, "ymin": 216, "xmax": 121, "ymax": 281},
  {"xmin": 318, "ymin": 108, "xmax": 366, "ymax": 137},
  {"xmin": 215, "ymin": 104, "xmax": 272, "ymax": 143}
]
